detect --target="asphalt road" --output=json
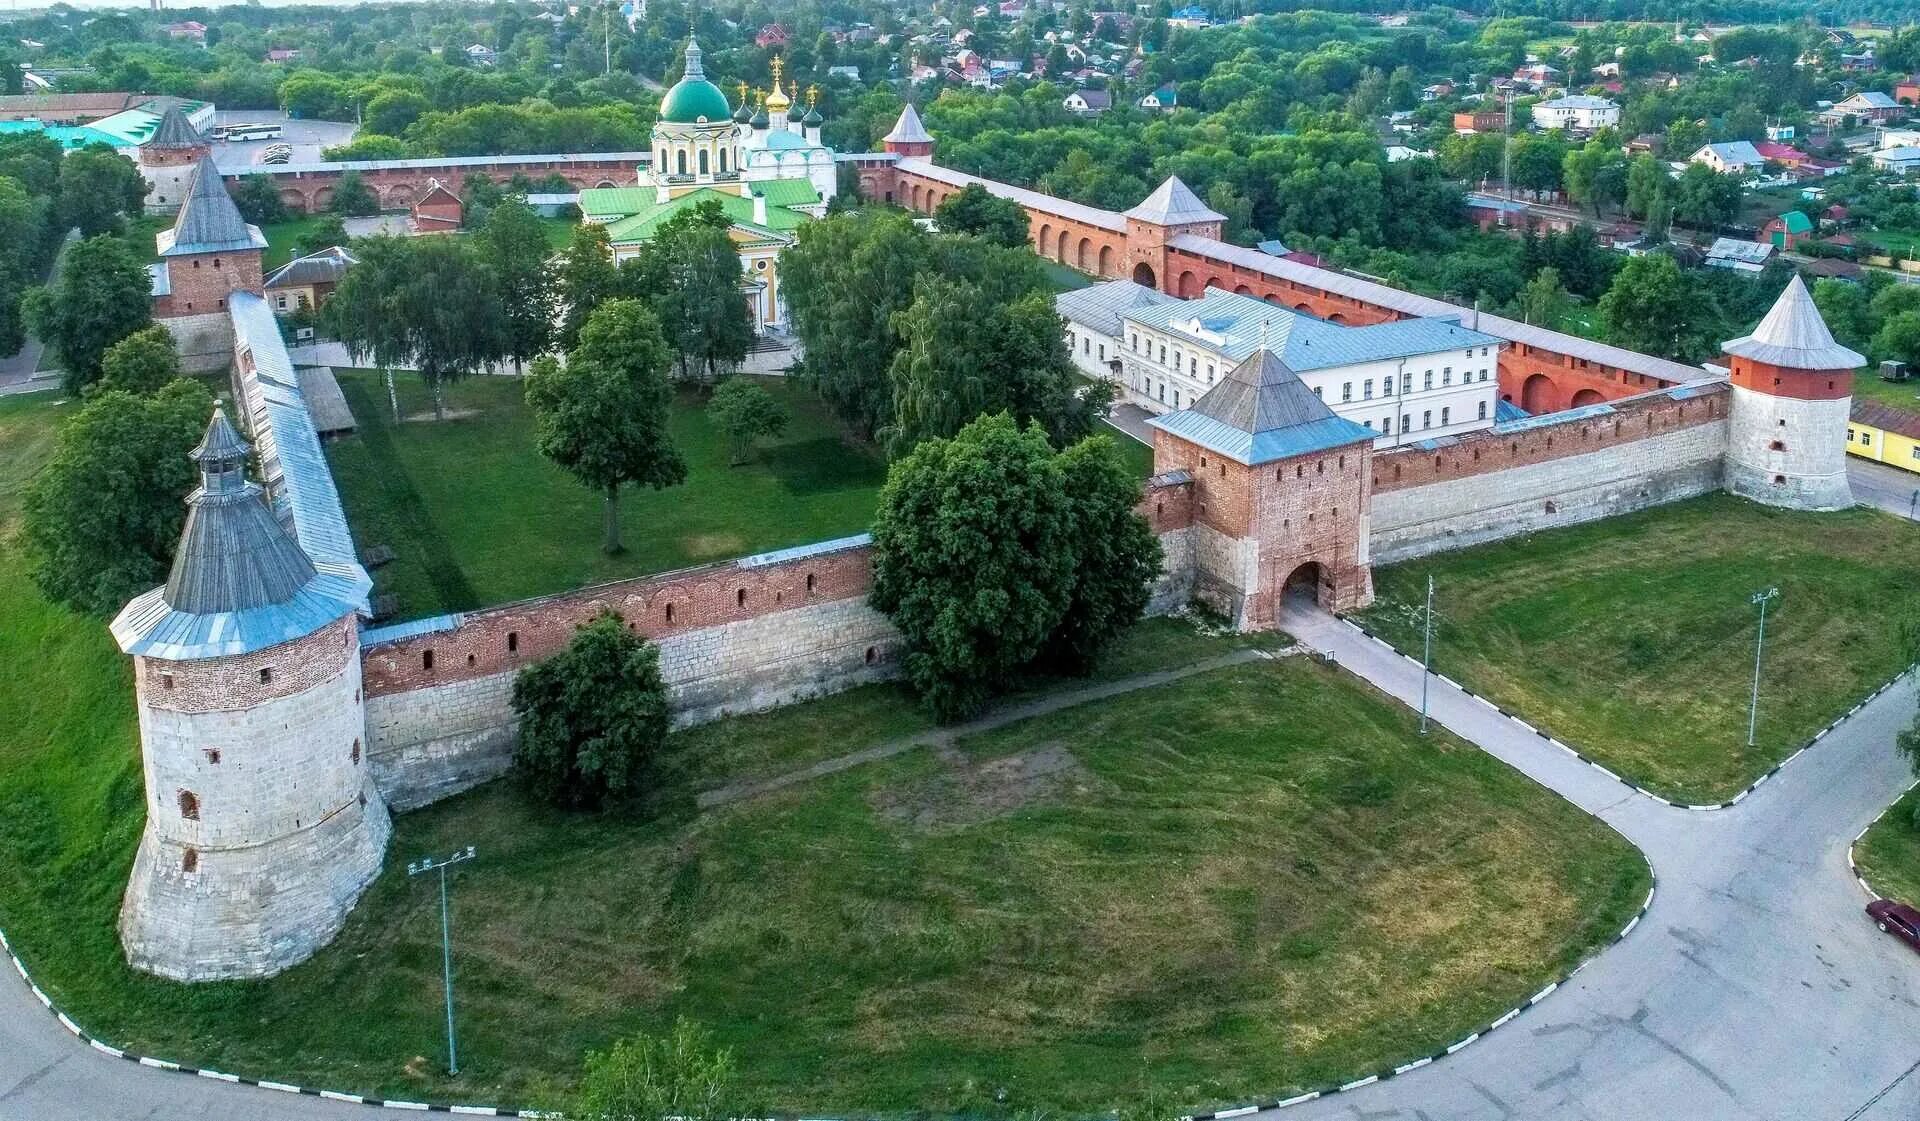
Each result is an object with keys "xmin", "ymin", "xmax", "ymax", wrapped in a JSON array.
[
  {"xmin": 1849, "ymin": 458, "xmax": 1920, "ymax": 521},
  {"xmin": 3, "ymin": 603, "xmax": 1919, "ymax": 1118}
]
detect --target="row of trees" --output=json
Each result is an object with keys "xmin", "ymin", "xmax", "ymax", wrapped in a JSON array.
[{"xmin": 0, "ymin": 136, "xmax": 148, "ymax": 362}]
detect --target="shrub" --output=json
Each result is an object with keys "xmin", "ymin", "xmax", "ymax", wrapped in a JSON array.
[{"xmin": 510, "ymin": 610, "xmax": 671, "ymax": 809}]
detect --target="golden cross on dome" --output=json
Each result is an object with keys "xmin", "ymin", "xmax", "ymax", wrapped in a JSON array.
[
  {"xmin": 736, "ymin": 80, "xmax": 748, "ymax": 103},
  {"xmin": 806, "ymin": 84, "xmax": 821, "ymax": 109},
  {"xmin": 769, "ymin": 55, "xmax": 785, "ymax": 86}
]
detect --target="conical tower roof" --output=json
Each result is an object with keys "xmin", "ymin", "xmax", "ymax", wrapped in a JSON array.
[
  {"xmin": 1124, "ymin": 175, "xmax": 1227, "ymax": 226},
  {"xmin": 1149, "ymin": 339, "xmax": 1376, "ymax": 465},
  {"xmin": 159, "ymin": 156, "xmax": 267, "ymax": 257},
  {"xmin": 1722, "ymin": 275, "xmax": 1865, "ymax": 371},
  {"xmin": 883, "ymin": 103, "xmax": 932, "ymax": 145},
  {"xmin": 143, "ymin": 104, "xmax": 206, "ymax": 150},
  {"xmin": 163, "ymin": 409, "xmax": 320, "ymax": 616}
]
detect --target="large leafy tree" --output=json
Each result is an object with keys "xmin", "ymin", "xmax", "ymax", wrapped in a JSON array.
[
  {"xmin": 23, "ymin": 234, "xmax": 153, "ymax": 395},
  {"xmin": 325, "ymin": 235, "xmax": 500, "ymax": 420},
  {"xmin": 510, "ymin": 610, "xmax": 671, "ymax": 810},
  {"xmin": 1600, "ymin": 252, "xmax": 1710, "ymax": 362},
  {"xmin": 623, "ymin": 201, "xmax": 753, "ymax": 383},
  {"xmin": 869, "ymin": 412, "xmax": 1156, "ymax": 719},
  {"xmin": 0, "ymin": 175, "xmax": 50, "ymax": 357},
  {"xmin": 555, "ymin": 222, "xmax": 620, "ymax": 350},
  {"xmin": 95, "ymin": 324, "xmax": 183, "ymax": 396},
  {"xmin": 525, "ymin": 298, "xmax": 686, "ymax": 554},
  {"xmin": 933, "ymin": 183, "xmax": 1031, "ymax": 247},
  {"xmin": 883, "ymin": 277, "xmax": 1107, "ymax": 454},
  {"xmin": 325, "ymin": 235, "xmax": 415, "ymax": 421},
  {"xmin": 231, "ymin": 174, "xmax": 292, "ymax": 226},
  {"xmin": 23, "ymin": 379, "xmax": 213, "ymax": 616},
  {"xmin": 56, "ymin": 145, "xmax": 147, "ymax": 237},
  {"xmin": 477, "ymin": 198, "xmax": 554, "ymax": 372}
]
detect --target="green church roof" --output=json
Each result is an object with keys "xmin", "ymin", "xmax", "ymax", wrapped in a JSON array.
[
  {"xmin": 659, "ymin": 40, "xmax": 732, "ymax": 125},
  {"xmin": 592, "ymin": 187, "xmax": 810, "ymax": 248}
]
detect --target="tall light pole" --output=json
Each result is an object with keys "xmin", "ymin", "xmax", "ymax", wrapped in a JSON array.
[
  {"xmin": 1420, "ymin": 573, "xmax": 1435, "ymax": 735},
  {"xmin": 408, "ymin": 846, "xmax": 476, "ymax": 1075},
  {"xmin": 1747, "ymin": 587, "xmax": 1779, "ymax": 748},
  {"xmin": 1909, "ymin": 488, "xmax": 1917, "ymax": 521}
]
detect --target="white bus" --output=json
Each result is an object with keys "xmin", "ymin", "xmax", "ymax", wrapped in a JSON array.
[{"xmin": 215, "ymin": 122, "xmax": 285, "ymax": 142}]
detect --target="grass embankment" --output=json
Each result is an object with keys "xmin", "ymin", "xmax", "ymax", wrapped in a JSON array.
[
  {"xmin": 1359, "ymin": 493, "xmax": 1920, "ymax": 803},
  {"xmin": 324, "ymin": 370, "xmax": 887, "ymax": 619},
  {"xmin": 0, "ymin": 390, "xmax": 1646, "ymax": 1114},
  {"xmin": 1857, "ymin": 788, "xmax": 1920, "ymax": 908}
]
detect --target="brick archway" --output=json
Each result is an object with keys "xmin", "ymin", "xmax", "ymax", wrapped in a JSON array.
[
  {"xmin": 1038, "ymin": 223, "xmax": 1053, "ymax": 253},
  {"xmin": 1521, "ymin": 373, "xmax": 1556, "ymax": 413},
  {"xmin": 1055, "ymin": 229, "xmax": 1070, "ymax": 262},
  {"xmin": 1177, "ymin": 270, "xmax": 1200, "ymax": 298},
  {"xmin": 1077, "ymin": 236, "xmax": 1092, "ymax": 271},
  {"xmin": 1133, "ymin": 261, "xmax": 1156, "ymax": 288},
  {"xmin": 1279, "ymin": 560, "xmax": 1331, "ymax": 610},
  {"xmin": 1572, "ymin": 388, "xmax": 1605, "ymax": 407},
  {"xmin": 1098, "ymin": 244, "xmax": 1113, "ymax": 276}
]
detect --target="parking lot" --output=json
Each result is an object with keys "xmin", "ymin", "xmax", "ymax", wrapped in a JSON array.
[{"xmin": 209, "ymin": 110, "xmax": 359, "ymax": 171}]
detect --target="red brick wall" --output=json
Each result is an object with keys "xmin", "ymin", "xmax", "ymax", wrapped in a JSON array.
[
  {"xmin": 1249, "ymin": 444, "xmax": 1373, "ymax": 621},
  {"xmin": 227, "ymin": 155, "xmax": 642, "ymax": 214},
  {"xmin": 140, "ymin": 615, "xmax": 357, "ymax": 713},
  {"xmin": 155, "ymin": 250, "xmax": 264, "ymax": 319},
  {"xmin": 1152, "ymin": 428, "xmax": 1256, "ymax": 536},
  {"xmin": 1141, "ymin": 471, "xmax": 1194, "ymax": 531},
  {"xmin": 1728, "ymin": 357, "xmax": 1853, "ymax": 401},
  {"xmin": 1371, "ymin": 384, "xmax": 1728, "ymax": 493}
]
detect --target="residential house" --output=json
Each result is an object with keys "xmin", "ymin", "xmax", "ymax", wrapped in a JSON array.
[
  {"xmin": 1841, "ymin": 48, "xmax": 1879, "ymax": 73},
  {"xmin": 1167, "ymin": 5, "xmax": 1213, "ymax": 29},
  {"xmin": 263, "ymin": 246, "xmax": 355, "ymax": 314},
  {"xmin": 1064, "ymin": 89, "xmax": 1111, "ymax": 114},
  {"xmin": 1899, "ymin": 76, "xmax": 1920, "ymax": 104},
  {"xmin": 1848, "ymin": 401, "xmax": 1920, "ymax": 475},
  {"xmin": 1753, "ymin": 140, "xmax": 1811, "ymax": 168},
  {"xmin": 163, "ymin": 21, "xmax": 207, "ymax": 43},
  {"xmin": 1453, "ymin": 109, "xmax": 1505, "ymax": 134},
  {"xmin": 1873, "ymin": 145, "xmax": 1920, "ymax": 173},
  {"xmin": 1705, "ymin": 237, "xmax": 1774, "ymax": 272},
  {"xmin": 1824, "ymin": 91, "xmax": 1901, "ymax": 124},
  {"xmin": 263, "ymin": 48, "xmax": 301, "ymax": 63},
  {"xmin": 1759, "ymin": 209, "xmax": 1813, "ymax": 249},
  {"xmin": 1139, "ymin": 84, "xmax": 1177, "ymax": 111},
  {"xmin": 1420, "ymin": 80, "xmax": 1454, "ymax": 101},
  {"xmin": 1690, "ymin": 140, "xmax": 1765, "ymax": 175},
  {"xmin": 464, "ymin": 44, "xmax": 498, "ymax": 66},
  {"xmin": 1511, "ymin": 63, "xmax": 1560, "ymax": 90},
  {"xmin": 1384, "ymin": 145, "xmax": 1432, "ymax": 162},
  {"xmin": 755, "ymin": 23, "xmax": 789, "ymax": 48},
  {"xmin": 1530, "ymin": 94, "xmax": 1619, "ymax": 132}
]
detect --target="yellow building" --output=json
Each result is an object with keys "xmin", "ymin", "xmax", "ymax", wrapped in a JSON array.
[{"xmin": 1846, "ymin": 400, "xmax": 1920, "ymax": 473}]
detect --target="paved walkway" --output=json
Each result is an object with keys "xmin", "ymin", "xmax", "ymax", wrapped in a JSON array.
[
  {"xmin": 4, "ymin": 608, "xmax": 1919, "ymax": 1118},
  {"xmin": 1850, "ymin": 459, "xmax": 1920, "ymax": 521},
  {"xmin": 1267, "ymin": 601, "xmax": 1920, "ymax": 1121}
]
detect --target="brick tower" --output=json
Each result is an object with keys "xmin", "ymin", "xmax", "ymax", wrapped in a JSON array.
[
  {"xmin": 1122, "ymin": 175, "xmax": 1225, "ymax": 294},
  {"xmin": 880, "ymin": 103, "xmax": 934, "ymax": 158},
  {"xmin": 1722, "ymin": 275, "xmax": 1863, "ymax": 511},
  {"xmin": 110, "ymin": 409, "xmax": 386, "ymax": 981},
  {"xmin": 1146, "ymin": 340, "xmax": 1377, "ymax": 628},
  {"xmin": 152, "ymin": 155, "xmax": 268, "ymax": 370},
  {"xmin": 136, "ymin": 104, "xmax": 211, "ymax": 215}
]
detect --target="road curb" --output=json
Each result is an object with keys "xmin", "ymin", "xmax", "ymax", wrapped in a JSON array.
[
  {"xmin": 1338, "ymin": 618, "xmax": 1917, "ymax": 813},
  {"xmin": 1849, "ymin": 778, "xmax": 1920, "ymax": 901},
  {"xmin": 0, "ymin": 923, "xmax": 538, "ymax": 1115}
]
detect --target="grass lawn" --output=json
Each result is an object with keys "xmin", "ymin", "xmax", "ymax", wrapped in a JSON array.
[
  {"xmin": 1850, "ymin": 371, "xmax": 1920, "ymax": 410},
  {"xmin": 535, "ymin": 214, "xmax": 580, "ymax": 250},
  {"xmin": 324, "ymin": 370, "xmax": 887, "ymax": 619},
  {"xmin": 1857, "ymin": 787, "xmax": 1920, "ymax": 908},
  {"xmin": 1042, "ymin": 259, "xmax": 1097, "ymax": 292},
  {"xmin": 1358, "ymin": 493, "xmax": 1920, "ymax": 803},
  {"xmin": 1104, "ymin": 421, "xmax": 1155, "ymax": 476},
  {"xmin": 259, "ymin": 215, "xmax": 330, "ymax": 270}
]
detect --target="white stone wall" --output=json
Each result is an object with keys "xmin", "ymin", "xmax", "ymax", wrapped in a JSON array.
[
  {"xmin": 1725, "ymin": 386, "xmax": 1854, "ymax": 511},
  {"xmin": 1186, "ymin": 521, "xmax": 1259, "ymax": 626},
  {"xmin": 141, "ymin": 160, "xmax": 200, "ymax": 215},
  {"xmin": 159, "ymin": 311, "xmax": 235, "ymax": 372},
  {"xmin": 121, "ymin": 626, "xmax": 390, "ymax": 981},
  {"xmin": 1145, "ymin": 525, "xmax": 1196, "ymax": 616},
  {"xmin": 1371, "ymin": 419, "xmax": 1729, "ymax": 563},
  {"xmin": 365, "ymin": 597, "xmax": 902, "ymax": 811}
]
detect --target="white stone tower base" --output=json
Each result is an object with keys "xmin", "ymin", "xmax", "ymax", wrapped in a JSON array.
[{"xmin": 1724, "ymin": 384, "xmax": 1854, "ymax": 512}]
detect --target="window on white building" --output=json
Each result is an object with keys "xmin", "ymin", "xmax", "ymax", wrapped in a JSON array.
[
  {"xmin": 1363, "ymin": 378, "xmax": 1373, "ymax": 399},
  {"xmin": 1441, "ymin": 406, "xmax": 1450, "ymax": 425},
  {"xmin": 1382, "ymin": 415, "xmax": 1392, "ymax": 434},
  {"xmin": 1314, "ymin": 386, "xmax": 1324, "ymax": 399},
  {"xmin": 1423, "ymin": 410, "xmax": 1432, "ymax": 428},
  {"xmin": 1157, "ymin": 383, "xmax": 1165, "ymax": 402},
  {"xmin": 1082, "ymin": 337, "xmax": 1090, "ymax": 354},
  {"xmin": 1478, "ymin": 400, "xmax": 1487, "ymax": 420},
  {"xmin": 1443, "ymin": 367, "xmax": 1452, "ymax": 386},
  {"xmin": 1423, "ymin": 370, "xmax": 1434, "ymax": 390},
  {"xmin": 1130, "ymin": 332, "xmax": 1138, "ymax": 351},
  {"xmin": 1190, "ymin": 357, "xmax": 1198, "ymax": 377},
  {"xmin": 1173, "ymin": 348, "xmax": 1182, "ymax": 369},
  {"xmin": 1159, "ymin": 343, "xmax": 1167, "ymax": 363},
  {"xmin": 1099, "ymin": 344, "xmax": 1106, "ymax": 360},
  {"xmin": 1480, "ymin": 369, "xmax": 1489, "ymax": 382},
  {"xmin": 1364, "ymin": 419, "xmax": 1374, "ymax": 430},
  {"xmin": 1401, "ymin": 372, "xmax": 1411, "ymax": 394},
  {"xmin": 1402, "ymin": 413, "xmax": 1411, "ymax": 431},
  {"xmin": 1342, "ymin": 382, "xmax": 1353, "ymax": 402},
  {"xmin": 1206, "ymin": 363, "xmax": 1215, "ymax": 382}
]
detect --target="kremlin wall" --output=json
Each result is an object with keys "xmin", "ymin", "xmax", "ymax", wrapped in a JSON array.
[{"xmin": 113, "ymin": 86, "xmax": 1864, "ymax": 980}]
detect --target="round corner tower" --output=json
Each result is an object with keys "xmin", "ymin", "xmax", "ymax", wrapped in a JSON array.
[
  {"xmin": 880, "ymin": 103, "xmax": 935, "ymax": 158},
  {"xmin": 1721, "ymin": 275, "xmax": 1862, "ymax": 512},
  {"xmin": 110, "ymin": 408, "xmax": 388, "ymax": 982},
  {"xmin": 137, "ymin": 105, "xmax": 213, "ymax": 216}
]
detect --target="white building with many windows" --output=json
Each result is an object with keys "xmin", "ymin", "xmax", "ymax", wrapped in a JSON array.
[{"xmin": 1060, "ymin": 283, "xmax": 1505, "ymax": 447}]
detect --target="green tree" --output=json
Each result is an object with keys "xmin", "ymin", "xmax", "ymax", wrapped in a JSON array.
[
  {"xmin": 365, "ymin": 88, "xmax": 431, "ymax": 137},
  {"xmin": 556, "ymin": 222, "xmax": 619, "ymax": 350},
  {"xmin": 1625, "ymin": 154, "xmax": 1668, "ymax": 219},
  {"xmin": 870, "ymin": 412, "xmax": 1076, "ymax": 719},
  {"xmin": 327, "ymin": 170, "xmax": 379, "ymax": 216},
  {"xmin": 232, "ymin": 174, "xmax": 292, "ymax": 226},
  {"xmin": 94, "ymin": 324, "xmax": 183, "ymax": 396},
  {"xmin": 1671, "ymin": 162, "xmax": 1742, "ymax": 229},
  {"xmin": 0, "ymin": 174, "xmax": 48, "ymax": 356},
  {"xmin": 1517, "ymin": 266, "xmax": 1566, "ymax": 327},
  {"xmin": 883, "ymin": 277, "xmax": 1106, "ymax": 454},
  {"xmin": 1562, "ymin": 139, "xmax": 1626, "ymax": 217},
  {"xmin": 1600, "ymin": 253, "xmax": 1709, "ymax": 361},
  {"xmin": 573, "ymin": 1019, "xmax": 738, "ymax": 1121},
  {"xmin": 1814, "ymin": 277, "xmax": 1875, "ymax": 354},
  {"xmin": 56, "ymin": 144, "xmax": 147, "ymax": 236},
  {"xmin": 22, "ymin": 234, "xmax": 153, "ymax": 395},
  {"xmin": 509, "ymin": 610, "xmax": 670, "ymax": 809},
  {"xmin": 22, "ymin": 379, "xmax": 213, "ymax": 615},
  {"xmin": 1038, "ymin": 435, "xmax": 1161, "ymax": 675},
  {"xmin": 525, "ymin": 299, "xmax": 686, "ymax": 554},
  {"xmin": 325, "ymin": 235, "xmax": 415, "ymax": 421},
  {"xmin": 477, "ymin": 198, "xmax": 553, "ymax": 371},
  {"xmin": 627, "ymin": 201, "xmax": 754, "ymax": 383},
  {"xmin": 783, "ymin": 211, "xmax": 932, "ymax": 438},
  {"xmin": 933, "ymin": 182, "xmax": 1031, "ymax": 247},
  {"xmin": 294, "ymin": 213, "xmax": 350, "ymax": 257},
  {"xmin": 707, "ymin": 376, "xmax": 787, "ymax": 464},
  {"xmin": 396, "ymin": 236, "xmax": 501, "ymax": 418},
  {"xmin": 1872, "ymin": 311, "xmax": 1920, "ymax": 371}
]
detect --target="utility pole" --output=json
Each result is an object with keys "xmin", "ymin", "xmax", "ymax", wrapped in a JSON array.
[
  {"xmin": 408, "ymin": 846, "xmax": 476, "ymax": 1075},
  {"xmin": 1909, "ymin": 488, "xmax": 1917, "ymax": 521},
  {"xmin": 1420, "ymin": 573, "xmax": 1434, "ymax": 735},
  {"xmin": 1747, "ymin": 587, "xmax": 1779, "ymax": 748},
  {"xmin": 1502, "ymin": 85, "xmax": 1513, "ymax": 202}
]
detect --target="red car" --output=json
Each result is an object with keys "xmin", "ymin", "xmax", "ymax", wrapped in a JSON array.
[{"xmin": 1868, "ymin": 899, "xmax": 1920, "ymax": 952}]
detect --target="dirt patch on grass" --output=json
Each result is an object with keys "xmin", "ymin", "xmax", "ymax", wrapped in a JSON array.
[
  {"xmin": 401, "ymin": 408, "xmax": 481, "ymax": 423},
  {"xmin": 681, "ymin": 532, "xmax": 748, "ymax": 559},
  {"xmin": 871, "ymin": 743, "xmax": 1097, "ymax": 831}
]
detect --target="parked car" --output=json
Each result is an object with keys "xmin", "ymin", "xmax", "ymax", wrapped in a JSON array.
[{"xmin": 1867, "ymin": 898, "xmax": 1920, "ymax": 952}]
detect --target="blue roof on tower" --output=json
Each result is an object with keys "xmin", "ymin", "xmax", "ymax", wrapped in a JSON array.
[
  {"xmin": 1147, "ymin": 345, "xmax": 1376, "ymax": 465},
  {"xmin": 1122, "ymin": 286, "xmax": 1502, "ymax": 370}
]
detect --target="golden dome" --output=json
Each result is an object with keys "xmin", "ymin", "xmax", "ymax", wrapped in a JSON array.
[{"xmin": 765, "ymin": 56, "xmax": 791, "ymax": 110}]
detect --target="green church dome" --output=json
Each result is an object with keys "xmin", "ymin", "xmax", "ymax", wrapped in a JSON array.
[{"xmin": 659, "ymin": 40, "xmax": 731, "ymax": 125}]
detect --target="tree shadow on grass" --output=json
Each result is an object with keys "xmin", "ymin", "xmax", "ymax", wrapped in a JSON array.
[{"xmin": 762, "ymin": 437, "xmax": 886, "ymax": 496}]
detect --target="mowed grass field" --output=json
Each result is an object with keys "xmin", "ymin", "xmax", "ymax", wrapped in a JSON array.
[
  {"xmin": 324, "ymin": 370, "xmax": 887, "ymax": 619},
  {"xmin": 1857, "ymin": 788, "xmax": 1920, "ymax": 909},
  {"xmin": 1359, "ymin": 494, "xmax": 1920, "ymax": 804},
  {"xmin": 0, "ymin": 389, "xmax": 1648, "ymax": 1113}
]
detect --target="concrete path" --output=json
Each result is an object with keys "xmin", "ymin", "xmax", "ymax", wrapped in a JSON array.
[
  {"xmin": 1266, "ymin": 600, "xmax": 1920, "ymax": 1121},
  {"xmin": 4, "ymin": 606, "xmax": 1919, "ymax": 1119},
  {"xmin": 1850, "ymin": 459, "xmax": 1920, "ymax": 521}
]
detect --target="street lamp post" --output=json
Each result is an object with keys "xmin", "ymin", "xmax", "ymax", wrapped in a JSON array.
[
  {"xmin": 1420, "ymin": 574, "xmax": 1435, "ymax": 735},
  {"xmin": 408, "ymin": 846, "xmax": 476, "ymax": 1075},
  {"xmin": 1908, "ymin": 488, "xmax": 1916, "ymax": 521},
  {"xmin": 1747, "ymin": 587, "xmax": 1779, "ymax": 749}
]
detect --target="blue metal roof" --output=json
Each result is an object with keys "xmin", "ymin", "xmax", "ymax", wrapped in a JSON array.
[
  {"xmin": 1146, "ymin": 410, "xmax": 1374, "ymax": 466},
  {"xmin": 361, "ymin": 613, "xmax": 461, "ymax": 646},
  {"xmin": 110, "ymin": 294, "xmax": 372, "ymax": 661},
  {"xmin": 1122, "ymin": 287, "xmax": 1502, "ymax": 371},
  {"xmin": 738, "ymin": 533, "xmax": 871, "ymax": 569},
  {"xmin": 1494, "ymin": 399, "xmax": 1530, "ymax": 423}
]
